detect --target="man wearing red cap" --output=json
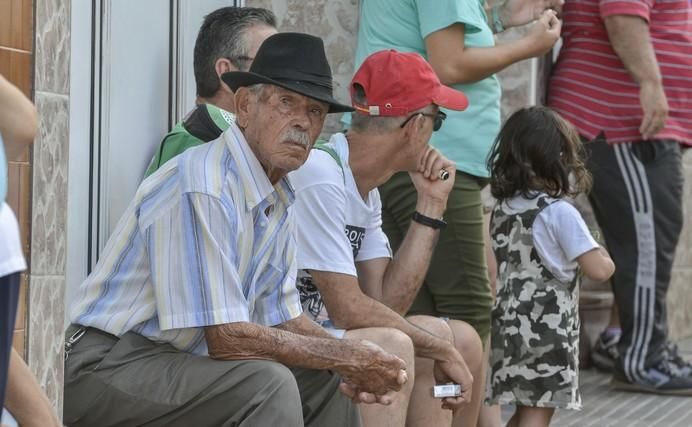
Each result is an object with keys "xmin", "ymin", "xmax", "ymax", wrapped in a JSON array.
[{"xmin": 289, "ymin": 50, "xmax": 482, "ymax": 426}]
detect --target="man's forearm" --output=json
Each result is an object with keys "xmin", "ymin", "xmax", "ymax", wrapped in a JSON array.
[
  {"xmin": 206, "ymin": 319, "xmax": 406, "ymax": 396},
  {"xmin": 328, "ymin": 287, "xmax": 455, "ymax": 362},
  {"xmin": 381, "ymin": 222, "xmax": 439, "ymax": 314},
  {"xmin": 381, "ymin": 196, "xmax": 443, "ymax": 314},
  {"xmin": 206, "ymin": 321, "xmax": 360, "ymax": 371},
  {"xmin": 604, "ymin": 15, "xmax": 661, "ymax": 86}
]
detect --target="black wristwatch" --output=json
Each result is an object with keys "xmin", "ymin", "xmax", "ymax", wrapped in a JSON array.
[{"xmin": 411, "ymin": 211, "xmax": 447, "ymax": 230}]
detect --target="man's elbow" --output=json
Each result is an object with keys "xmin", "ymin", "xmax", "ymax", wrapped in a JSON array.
[{"xmin": 329, "ymin": 305, "xmax": 363, "ymax": 330}]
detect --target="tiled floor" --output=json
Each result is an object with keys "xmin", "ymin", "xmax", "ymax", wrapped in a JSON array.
[{"xmin": 502, "ymin": 338, "xmax": 692, "ymax": 427}]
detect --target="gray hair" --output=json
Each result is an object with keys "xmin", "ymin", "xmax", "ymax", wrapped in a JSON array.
[
  {"xmin": 246, "ymin": 83, "xmax": 268, "ymax": 99},
  {"xmin": 350, "ymin": 84, "xmax": 433, "ymax": 134},
  {"xmin": 194, "ymin": 7, "xmax": 276, "ymax": 97}
]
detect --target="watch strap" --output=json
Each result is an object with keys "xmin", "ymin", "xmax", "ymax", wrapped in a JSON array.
[{"xmin": 411, "ymin": 211, "xmax": 447, "ymax": 230}]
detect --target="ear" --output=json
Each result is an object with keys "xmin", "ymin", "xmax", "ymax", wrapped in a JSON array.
[
  {"xmin": 234, "ymin": 87, "xmax": 252, "ymax": 129},
  {"xmin": 216, "ymin": 58, "xmax": 235, "ymax": 92},
  {"xmin": 402, "ymin": 113, "xmax": 424, "ymax": 136},
  {"xmin": 403, "ymin": 114, "xmax": 430, "ymax": 148},
  {"xmin": 215, "ymin": 57, "xmax": 235, "ymax": 76}
]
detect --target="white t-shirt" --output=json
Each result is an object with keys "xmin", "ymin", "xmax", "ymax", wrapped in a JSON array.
[
  {"xmin": 0, "ymin": 202, "xmax": 26, "ymax": 277},
  {"xmin": 500, "ymin": 196, "xmax": 599, "ymax": 282},
  {"xmin": 289, "ymin": 133, "xmax": 392, "ymax": 321}
]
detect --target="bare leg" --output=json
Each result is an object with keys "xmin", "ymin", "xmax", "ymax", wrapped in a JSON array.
[
  {"xmin": 476, "ymin": 339, "xmax": 501, "ymax": 427},
  {"xmin": 4, "ymin": 348, "xmax": 61, "ymax": 427},
  {"xmin": 344, "ymin": 328, "xmax": 415, "ymax": 427},
  {"xmin": 405, "ymin": 316, "xmax": 455, "ymax": 427},
  {"xmin": 506, "ymin": 410, "xmax": 519, "ymax": 427},
  {"xmin": 449, "ymin": 320, "xmax": 483, "ymax": 427},
  {"xmin": 513, "ymin": 406, "xmax": 555, "ymax": 427}
]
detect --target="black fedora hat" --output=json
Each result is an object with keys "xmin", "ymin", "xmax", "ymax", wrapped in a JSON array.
[{"xmin": 222, "ymin": 33, "xmax": 354, "ymax": 114}]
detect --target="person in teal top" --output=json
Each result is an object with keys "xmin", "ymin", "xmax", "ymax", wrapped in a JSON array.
[
  {"xmin": 351, "ymin": 0, "xmax": 563, "ymax": 425},
  {"xmin": 353, "ymin": 0, "xmax": 499, "ymax": 177},
  {"xmin": 144, "ymin": 7, "xmax": 277, "ymax": 177}
]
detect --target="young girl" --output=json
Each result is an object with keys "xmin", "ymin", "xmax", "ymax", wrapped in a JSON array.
[{"xmin": 485, "ymin": 107, "xmax": 615, "ymax": 427}]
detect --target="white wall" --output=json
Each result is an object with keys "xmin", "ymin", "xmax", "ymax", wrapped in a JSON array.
[{"xmin": 66, "ymin": 0, "xmax": 239, "ymax": 321}]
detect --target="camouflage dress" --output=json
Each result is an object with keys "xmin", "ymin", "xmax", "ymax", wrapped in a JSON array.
[{"xmin": 486, "ymin": 195, "xmax": 582, "ymax": 410}]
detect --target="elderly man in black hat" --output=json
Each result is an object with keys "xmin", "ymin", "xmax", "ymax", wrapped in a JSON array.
[{"xmin": 63, "ymin": 33, "xmax": 406, "ymax": 427}]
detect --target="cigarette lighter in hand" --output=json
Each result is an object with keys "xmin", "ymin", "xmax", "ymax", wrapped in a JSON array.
[{"xmin": 432, "ymin": 384, "xmax": 462, "ymax": 398}]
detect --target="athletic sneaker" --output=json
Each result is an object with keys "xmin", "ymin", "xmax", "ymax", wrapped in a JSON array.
[
  {"xmin": 663, "ymin": 341, "xmax": 692, "ymax": 377},
  {"xmin": 591, "ymin": 331, "xmax": 620, "ymax": 372},
  {"xmin": 612, "ymin": 356, "xmax": 692, "ymax": 396}
]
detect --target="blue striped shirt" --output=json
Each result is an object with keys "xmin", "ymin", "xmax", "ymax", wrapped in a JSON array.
[{"xmin": 70, "ymin": 124, "xmax": 302, "ymax": 355}]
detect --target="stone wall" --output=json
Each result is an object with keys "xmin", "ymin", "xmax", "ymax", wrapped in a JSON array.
[{"xmin": 29, "ymin": 0, "xmax": 71, "ymax": 415}]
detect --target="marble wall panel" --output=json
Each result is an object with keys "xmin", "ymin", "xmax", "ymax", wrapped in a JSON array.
[
  {"xmin": 30, "ymin": 92, "xmax": 69, "ymax": 276},
  {"xmin": 30, "ymin": 0, "xmax": 71, "ymax": 415},
  {"xmin": 34, "ymin": 0, "xmax": 70, "ymax": 95},
  {"xmin": 27, "ymin": 275, "xmax": 65, "ymax": 417},
  {"xmin": 246, "ymin": 0, "xmax": 359, "ymax": 136}
]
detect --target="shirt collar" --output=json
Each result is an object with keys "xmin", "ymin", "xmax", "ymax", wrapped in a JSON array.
[{"xmin": 224, "ymin": 123, "xmax": 295, "ymax": 211}]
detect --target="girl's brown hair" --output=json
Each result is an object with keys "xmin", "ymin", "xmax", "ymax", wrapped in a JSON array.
[{"xmin": 487, "ymin": 106, "xmax": 591, "ymax": 201}]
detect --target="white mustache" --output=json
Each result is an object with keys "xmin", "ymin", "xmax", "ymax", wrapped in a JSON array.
[{"xmin": 281, "ymin": 129, "xmax": 311, "ymax": 147}]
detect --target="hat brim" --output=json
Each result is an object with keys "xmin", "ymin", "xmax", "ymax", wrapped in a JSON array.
[
  {"xmin": 433, "ymin": 85, "xmax": 469, "ymax": 112},
  {"xmin": 222, "ymin": 71, "xmax": 354, "ymax": 114}
]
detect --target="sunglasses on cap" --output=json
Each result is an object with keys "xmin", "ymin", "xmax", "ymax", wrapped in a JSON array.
[{"xmin": 400, "ymin": 110, "xmax": 447, "ymax": 132}]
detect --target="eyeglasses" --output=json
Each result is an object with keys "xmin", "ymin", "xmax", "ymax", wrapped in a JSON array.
[
  {"xmin": 400, "ymin": 110, "xmax": 447, "ymax": 132},
  {"xmin": 227, "ymin": 55, "xmax": 255, "ymax": 72}
]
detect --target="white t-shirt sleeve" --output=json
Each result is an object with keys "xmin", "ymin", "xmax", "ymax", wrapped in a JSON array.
[
  {"xmin": 533, "ymin": 201, "xmax": 599, "ymax": 281},
  {"xmin": 356, "ymin": 190, "xmax": 392, "ymax": 262},
  {"xmin": 291, "ymin": 150, "xmax": 358, "ymax": 277}
]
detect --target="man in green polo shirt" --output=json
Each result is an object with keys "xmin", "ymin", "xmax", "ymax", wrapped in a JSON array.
[{"xmin": 145, "ymin": 6, "xmax": 276, "ymax": 177}]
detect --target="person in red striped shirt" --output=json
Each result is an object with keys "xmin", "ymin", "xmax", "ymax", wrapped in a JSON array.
[{"xmin": 548, "ymin": 0, "xmax": 692, "ymax": 395}]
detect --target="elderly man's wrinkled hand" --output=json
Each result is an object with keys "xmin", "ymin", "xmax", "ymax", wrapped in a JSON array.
[
  {"xmin": 338, "ymin": 339, "xmax": 408, "ymax": 396},
  {"xmin": 339, "ymin": 382, "xmax": 400, "ymax": 406}
]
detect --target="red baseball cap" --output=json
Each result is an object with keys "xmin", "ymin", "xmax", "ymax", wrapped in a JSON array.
[{"xmin": 350, "ymin": 50, "xmax": 469, "ymax": 117}]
